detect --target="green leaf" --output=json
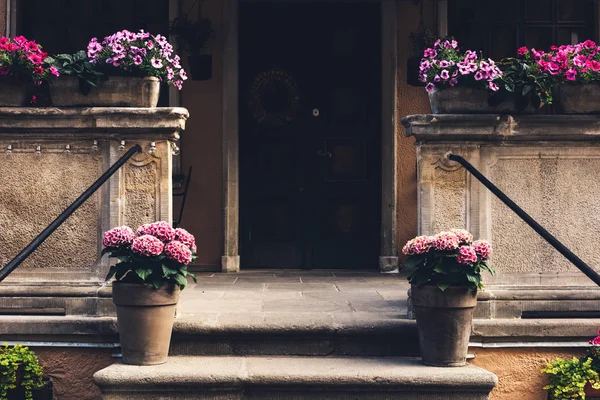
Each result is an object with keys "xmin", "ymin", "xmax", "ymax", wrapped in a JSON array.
[
  {"xmin": 162, "ymin": 265, "xmax": 179, "ymax": 277},
  {"xmin": 522, "ymin": 84, "xmax": 534, "ymax": 96},
  {"xmin": 135, "ymin": 268, "xmax": 153, "ymax": 280},
  {"xmin": 403, "ymin": 256, "xmax": 423, "ymax": 270},
  {"xmin": 436, "ymin": 283, "xmax": 450, "ymax": 291},
  {"xmin": 174, "ymin": 274, "xmax": 187, "ymax": 286},
  {"xmin": 189, "ymin": 272, "xmax": 197, "ymax": 283},
  {"xmin": 105, "ymin": 265, "xmax": 118, "ymax": 281}
]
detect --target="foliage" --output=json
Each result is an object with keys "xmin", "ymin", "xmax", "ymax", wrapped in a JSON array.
[
  {"xmin": 87, "ymin": 29, "xmax": 187, "ymax": 90},
  {"xmin": 542, "ymin": 357, "xmax": 600, "ymax": 399},
  {"xmin": 46, "ymin": 50, "xmax": 105, "ymax": 95},
  {"xmin": 419, "ymin": 38, "xmax": 502, "ymax": 93},
  {"xmin": 103, "ymin": 222, "xmax": 197, "ymax": 290},
  {"xmin": 402, "ymin": 229, "xmax": 494, "ymax": 292},
  {"xmin": 493, "ymin": 53, "xmax": 554, "ymax": 109},
  {"xmin": 169, "ymin": 12, "xmax": 213, "ymax": 56},
  {"xmin": 0, "ymin": 344, "xmax": 44, "ymax": 400},
  {"xmin": 0, "ymin": 36, "xmax": 58, "ymax": 84}
]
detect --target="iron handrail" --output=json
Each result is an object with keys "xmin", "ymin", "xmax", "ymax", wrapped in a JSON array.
[
  {"xmin": 0, "ymin": 144, "xmax": 143, "ymax": 283},
  {"xmin": 447, "ymin": 153, "xmax": 600, "ymax": 287}
]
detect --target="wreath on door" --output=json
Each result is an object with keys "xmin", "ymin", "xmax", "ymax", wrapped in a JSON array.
[{"xmin": 248, "ymin": 69, "xmax": 301, "ymax": 127}]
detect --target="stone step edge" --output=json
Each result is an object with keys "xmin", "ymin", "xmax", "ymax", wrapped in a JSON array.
[{"xmin": 93, "ymin": 356, "xmax": 497, "ymax": 391}]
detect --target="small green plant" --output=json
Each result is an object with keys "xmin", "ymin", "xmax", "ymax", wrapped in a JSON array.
[
  {"xmin": 46, "ymin": 50, "xmax": 104, "ymax": 95},
  {"xmin": 542, "ymin": 357, "xmax": 600, "ymax": 399},
  {"xmin": 0, "ymin": 344, "xmax": 44, "ymax": 400}
]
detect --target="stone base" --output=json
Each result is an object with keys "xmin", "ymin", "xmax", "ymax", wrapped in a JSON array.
[
  {"xmin": 379, "ymin": 256, "xmax": 399, "ymax": 273},
  {"xmin": 94, "ymin": 356, "xmax": 497, "ymax": 400},
  {"xmin": 221, "ymin": 255, "xmax": 240, "ymax": 273}
]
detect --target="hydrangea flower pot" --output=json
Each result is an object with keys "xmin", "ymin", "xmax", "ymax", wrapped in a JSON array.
[
  {"xmin": 554, "ymin": 84, "xmax": 600, "ymax": 114},
  {"xmin": 49, "ymin": 76, "xmax": 160, "ymax": 107},
  {"xmin": 428, "ymin": 87, "xmax": 535, "ymax": 114},
  {"xmin": 0, "ymin": 81, "xmax": 29, "ymax": 106},
  {"xmin": 112, "ymin": 282, "xmax": 180, "ymax": 365},
  {"xmin": 411, "ymin": 285, "xmax": 477, "ymax": 367}
]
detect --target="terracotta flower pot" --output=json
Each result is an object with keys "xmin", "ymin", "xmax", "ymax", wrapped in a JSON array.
[
  {"xmin": 554, "ymin": 84, "xmax": 600, "ymax": 114},
  {"xmin": 49, "ymin": 76, "xmax": 160, "ymax": 107},
  {"xmin": 411, "ymin": 285, "xmax": 477, "ymax": 367},
  {"xmin": 0, "ymin": 81, "xmax": 29, "ymax": 106},
  {"xmin": 112, "ymin": 282, "xmax": 180, "ymax": 365},
  {"xmin": 428, "ymin": 86, "xmax": 536, "ymax": 114}
]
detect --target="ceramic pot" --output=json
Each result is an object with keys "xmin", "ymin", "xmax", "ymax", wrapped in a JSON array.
[
  {"xmin": 49, "ymin": 76, "xmax": 160, "ymax": 107},
  {"xmin": 411, "ymin": 285, "xmax": 477, "ymax": 367},
  {"xmin": 112, "ymin": 282, "xmax": 180, "ymax": 365},
  {"xmin": 428, "ymin": 86, "xmax": 536, "ymax": 114}
]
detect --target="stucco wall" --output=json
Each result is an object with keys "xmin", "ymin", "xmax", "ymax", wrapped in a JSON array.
[
  {"xmin": 471, "ymin": 347, "xmax": 586, "ymax": 400},
  {"xmin": 36, "ymin": 347, "xmax": 115, "ymax": 400}
]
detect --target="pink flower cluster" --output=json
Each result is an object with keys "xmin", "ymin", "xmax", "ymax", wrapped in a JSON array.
[
  {"xmin": 472, "ymin": 240, "xmax": 492, "ymax": 260},
  {"xmin": 402, "ymin": 235, "xmax": 432, "ymax": 256},
  {"xmin": 137, "ymin": 221, "xmax": 176, "ymax": 242},
  {"xmin": 419, "ymin": 39, "xmax": 502, "ymax": 93},
  {"xmin": 165, "ymin": 241, "xmax": 193, "ymax": 265},
  {"xmin": 520, "ymin": 40, "xmax": 600, "ymax": 83},
  {"xmin": 131, "ymin": 234, "xmax": 164, "ymax": 257},
  {"xmin": 450, "ymin": 229, "xmax": 473, "ymax": 244},
  {"xmin": 456, "ymin": 245, "xmax": 478, "ymax": 265},
  {"xmin": 102, "ymin": 226, "xmax": 135, "ymax": 248},
  {"xmin": 0, "ymin": 35, "xmax": 58, "ymax": 84},
  {"xmin": 590, "ymin": 330, "xmax": 600, "ymax": 345},
  {"xmin": 432, "ymin": 231, "xmax": 460, "ymax": 251},
  {"xmin": 87, "ymin": 29, "xmax": 187, "ymax": 90},
  {"xmin": 103, "ymin": 221, "xmax": 197, "ymax": 265}
]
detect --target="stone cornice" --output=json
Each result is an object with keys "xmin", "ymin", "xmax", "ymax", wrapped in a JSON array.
[
  {"xmin": 0, "ymin": 107, "xmax": 189, "ymax": 140},
  {"xmin": 402, "ymin": 114, "xmax": 600, "ymax": 142}
]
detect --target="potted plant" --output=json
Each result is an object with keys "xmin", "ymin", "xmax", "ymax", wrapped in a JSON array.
[
  {"xmin": 0, "ymin": 344, "xmax": 46, "ymax": 400},
  {"xmin": 402, "ymin": 229, "xmax": 494, "ymax": 367},
  {"xmin": 46, "ymin": 50, "xmax": 105, "ymax": 106},
  {"xmin": 48, "ymin": 29, "xmax": 187, "ymax": 107},
  {"xmin": 542, "ymin": 357, "xmax": 600, "ymax": 399},
  {"xmin": 540, "ymin": 40, "xmax": 600, "ymax": 114},
  {"xmin": 492, "ymin": 47, "xmax": 554, "ymax": 112},
  {"xmin": 169, "ymin": 5, "xmax": 213, "ymax": 81},
  {"xmin": 103, "ymin": 222, "xmax": 196, "ymax": 365},
  {"xmin": 0, "ymin": 36, "xmax": 58, "ymax": 106},
  {"xmin": 407, "ymin": 0, "xmax": 435, "ymax": 87}
]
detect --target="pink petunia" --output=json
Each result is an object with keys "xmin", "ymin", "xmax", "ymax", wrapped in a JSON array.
[{"xmin": 151, "ymin": 57, "xmax": 163, "ymax": 68}]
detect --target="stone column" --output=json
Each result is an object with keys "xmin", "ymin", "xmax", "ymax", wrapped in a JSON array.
[
  {"xmin": 402, "ymin": 114, "xmax": 600, "ymax": 318},
  {"xmin": 0, "ymin": 107, "xmax": 187, "ymax": 315}
]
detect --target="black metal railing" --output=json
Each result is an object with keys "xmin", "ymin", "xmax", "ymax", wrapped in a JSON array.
[
  {"xmin": 448, "ymin": 153, "xmax": 600, "ymax": 287},
  {"xmin": 0, "ymin": 144, "xmax": 143, "ymax": 283}
]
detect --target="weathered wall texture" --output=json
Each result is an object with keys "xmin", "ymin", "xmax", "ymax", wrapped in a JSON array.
[
  {"xmin": 177, "ymin": 0, "xmax": 224, "ymax": 268},
  {"xmin": 471, "ymin": 347, "xmax": 585, "ymax": 400},
  {"xmin": 36, "ymin": 347, "xmax": 115, "ymax": 400}
]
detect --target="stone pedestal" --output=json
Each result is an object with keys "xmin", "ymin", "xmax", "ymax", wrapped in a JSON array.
[
  {"xmin": 402, "ymin": 114, "xmax": 600, "ymax": 318},
  {"xmin": 0, "ymin": 107, "xmax": 188, "ymax": 316}
]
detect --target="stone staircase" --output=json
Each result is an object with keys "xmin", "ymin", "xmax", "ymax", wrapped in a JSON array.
[{"xmin": 93, "ymin": 313, "xmax": 498, "ymax": 399}]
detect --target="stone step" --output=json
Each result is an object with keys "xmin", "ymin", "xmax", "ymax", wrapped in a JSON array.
[
  {"xmin": 170, "ymin": 313, "xmax": 419, "ymax": 357},
  {"xmin": 94, "ymin": 356, "xmax": 497, "ymax": 400}
]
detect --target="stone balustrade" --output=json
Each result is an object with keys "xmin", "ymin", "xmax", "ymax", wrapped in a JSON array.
[
  {"xmin": 402, "ymin": 114, "xmax": 600, "ymax": 318},
  {"xmin": 0, "ymin": 107, "xmax": 187, "ymax": 315}
]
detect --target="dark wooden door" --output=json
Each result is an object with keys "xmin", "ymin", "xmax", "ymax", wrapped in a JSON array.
[{"xmin": 239, "ymin": 2, "xmax": 381, "ymax": 269}]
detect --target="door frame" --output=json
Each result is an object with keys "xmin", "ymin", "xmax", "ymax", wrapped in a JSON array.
[{"xmin": 221, "ymin": 0, "xmax": 398, "ymax": 272}]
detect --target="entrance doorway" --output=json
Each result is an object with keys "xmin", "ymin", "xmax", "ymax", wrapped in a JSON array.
[{"xmin": 239, "ymin": 2, "xmax": 382, "ymax": 269}]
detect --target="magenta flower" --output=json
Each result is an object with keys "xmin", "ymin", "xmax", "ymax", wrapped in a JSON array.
[
  {"xmin": 145, "ymin": 40, "xmax": 154, "ymax": 50},
  {"xmin": 425, "ymin": 83, "xmax": 435, "ymax": 93},
  {"xmin": 133, "ymin": 55, "xmax": 143, "ymax": 66},
  {"xmin": 566, "ymin": 69, "xmax": 577, "ymax": 81},
  {"xmin": 49, "ymin": 66, "xmax": 59, "ymax": 77},
  {"xmin": 103, "ymin": 226, "xmax": 135, "ymax": 248},
  {"xmin": 131, "ymin": 235, "xmax": 164, "ymax": 257},
  {"xmin": 474, "ymin": 70, "xmax": 484, "ymax": 81},
  {"xmin": 489, "ymin": 82, "xmax": 499, "ymax": 91},
  {"xmin": 165, "ymin": 241, "xmax": 193, "ymax": 265},
  {"xmin": 151, "ymin": 57, "xmax": 163, "ymax": 68},
  {"xmin": 517, "ymin": 46, "xmax": 528, "ymax": 56},
  {"xmin": 456, "ymin": 246, "xmax": 478, "ymax": 265},
  {"xmin": 472, "ymin": 240, "xmax": 492, "ymax": 260},
  {"xmin": 440, "ymin": 69, "xmax": 450, "ymax": 80}
]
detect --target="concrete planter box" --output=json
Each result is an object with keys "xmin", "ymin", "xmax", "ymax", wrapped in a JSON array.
[
  {"xmin": 49, "ymin": 76, "xmax": 160, "ymax": 107},
  {"xmin": 428, "ymin": 86, "xmax": 535, "ymax": 114},
  {"xmin": 113, "ymin": 282, "xmax": 180, "ymax": 365},
  {"xmin": 0, "ymin": 81, "xmax": 29, "ymax": 106},
  {"xmin": 554, "ymin": 84, "xmax": 600, "ymax": 114},
  {"xmin": 411, "ymin": 285, "xmax": 477, "ymax": 367}
]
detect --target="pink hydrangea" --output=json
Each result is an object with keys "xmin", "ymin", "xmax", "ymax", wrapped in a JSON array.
[
  {"xmin": 175, "ymin": 228, "xmax": 196, "ymax": 252},
  {"xmin": 472, "ymin": 240, "xmax": 493, "ymax": 260},
  {"xmin": 136, "ymin": 221, "xmax": 176, "ymax": 242},
  {"xmin": 450, "ymin": 229, "xmax": 473, "ymax": 244},
  {"xmin": 456, "ymin": 245, "xmax": 478, "ymax": 265},
  {"xmin": 432, "ymin": 232, "xmax": 460, "ymax": 251},
  {"xmin": 103, "ymin": 226, "xmax": 135, "ymax": 248},
  {"xmin": 165, "ymin": 241, "xmax": 193, "ymax": 265},
  {"xmin": 131, "ymin": 234, "xmax": 164, "ymax": 257},
  {"xmin": 402, "ymin": 235, "xmax": 433, "ymax": 256},
  {"xmin": 590, "ymin": 336, "xmax": 600, "ymax": 346}
]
